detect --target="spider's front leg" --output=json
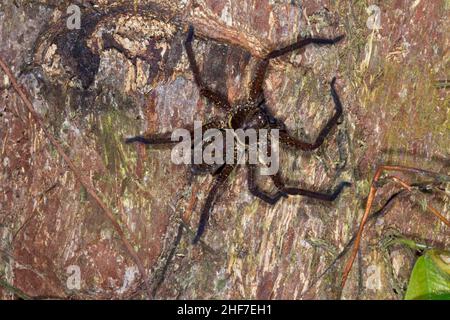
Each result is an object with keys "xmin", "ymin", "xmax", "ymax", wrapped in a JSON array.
[
  {"xmin": 249, "ymin": 33, "xmax": 344, "ymax": 101},
  {"xmin": 193, "ymin": 164, "xmax": 236, "ymax": 244},
  {"xmin": 184, "ymin": 26, "xmax": 231, "ymax": 111},
  {"xmin": 279, "ymin": 77, "xmax": 343, "ymax": 151},
  {"xmin": 247, "ymin": 164, "xmax": 287, "ymax": 205}
]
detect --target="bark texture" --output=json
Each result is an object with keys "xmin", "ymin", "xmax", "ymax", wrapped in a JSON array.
[{"xmin": 0, "ymin": 0, "xmax": 449, "ymax": 299}]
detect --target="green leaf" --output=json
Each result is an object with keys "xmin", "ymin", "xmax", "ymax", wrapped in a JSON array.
[{"xmin": 404, "ymin": 249, "xmax": 450, "ymax": 300}]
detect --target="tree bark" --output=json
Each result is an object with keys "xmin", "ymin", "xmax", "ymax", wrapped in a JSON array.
[{"xmin": 0, "ymin": 0, "xmax": 448, "ymax": 299}]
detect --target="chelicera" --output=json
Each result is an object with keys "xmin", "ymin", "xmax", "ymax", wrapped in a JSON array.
[{"xmin": 126, "ymin": 26, "xmax": 350, "ymax": 244}]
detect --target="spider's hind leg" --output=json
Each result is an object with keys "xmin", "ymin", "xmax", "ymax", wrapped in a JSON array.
[
  {"xmin": 247, "ymin": 165, "xmax": 287, "ymax": 205},
  {"xmin": 184, "ymin": 25, "xmax": 231, "ymax": 111},
  {"xmin": 271, "ymin": 171, "xmax": 351, "ymax": 202},
  {"xmin": 283, "ymin": 181, "xmax": 351, "ymax": 202}
]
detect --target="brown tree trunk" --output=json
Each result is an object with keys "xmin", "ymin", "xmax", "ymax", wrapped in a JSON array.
[{"xmin": 0, "ymin": 0, "xmax": 448, "ymax": 299}]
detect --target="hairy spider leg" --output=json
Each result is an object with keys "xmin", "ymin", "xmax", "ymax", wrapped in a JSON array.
[
  {"xmin": 184, "ymin": 26, "xmax": 231, "ymax": 111},
  {"xmin": 270, "ymin": 170, "xmax": 351, "ymax": 201},
  {"xmin": 279, "ymin": 77, "xmax": 343, "ymax": 151},
  {"xmin": 193, "ymin": 164, "xmax": 236, "ymax": 244},
  {"xmin": 267, "ymin": 35, "xmax": 345, "ymax": 60},
  {"xmin": 247, "ymin": 164, "xmax": 288, "ymax": 204},
  {"xmin": 248, "ymin": 135, "xmax": 350, "ymax": 204},
  {"xmin": 249, "ymin": 59, "xmax": 270, "ymax": 102},
  {"xmin": 125, "ymin": 132, "xmax": 178, "ymax": 145},
  {"xmin": 249, "ymin": 34, "xmax": 345, "ymax": 101},
  {"xmin": 125, "ymin": 119, "xmax": 225, "ymax": 146}
]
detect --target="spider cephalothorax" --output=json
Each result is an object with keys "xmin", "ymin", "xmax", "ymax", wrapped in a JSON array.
[{"xmin": 126, "ymin": 26, "xmax": 350, "ymax": 244}]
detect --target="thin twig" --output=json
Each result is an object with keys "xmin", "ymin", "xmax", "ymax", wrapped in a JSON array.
[
  {"xmin": 389, "ymin": 176, "xmax": 450, "ymax": 228},
  {"xmin": 300, "ymin": 189, "xmax": 408, "ymax": 298},
  {"xmin": 341, "ymin": 165, "xmax": 450, "ymax": 288}
]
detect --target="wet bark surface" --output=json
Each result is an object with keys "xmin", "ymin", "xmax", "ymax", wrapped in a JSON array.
[{"xmin": 0, "ymin": 0, "xmax": 449, "ymax": 299}]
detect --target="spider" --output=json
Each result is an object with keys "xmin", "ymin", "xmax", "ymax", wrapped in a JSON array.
[{"xmin": 126, "ymin": 26, "xmax": 351, "ymax": 244}]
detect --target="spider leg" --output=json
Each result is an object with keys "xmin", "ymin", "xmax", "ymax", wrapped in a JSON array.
[
  {"xmin": 190, "ymin": 128, "xmax": 228, "ymax": 177},
  {"xmin": 249, "ymin": 59, "xmax": 270, "ymax": 101},
  {"xmin": 247, "ymin": 164, "xmax": 287, "ymax": 205},
  {"xmin": 249, "ymin": 34, "xmax": 344, "ymax": 101},
  {"xmin": 125, "ymin": 119, "xmax": 225, "ymax": 146},
  {"xmin": 270, "ymin": 170, "xmax": 351, "ymax": 202},
  {"xmin": 193, "ymin": 164, "xmax": 236, "ymax": 244},
  {"xmin": 125, "ymin": 132, "xmax": 177, "ymax": 145},
  {"xmin": 266, "ymin": 34, "xmax": 344, "ymax": 60},
  {"xmin": 258, "ymin": 136, "xmax": 349, "ymax": 202},
  {"xmin": 184, "ymin": 25, "xmax": 231, "ymax": 111},
  {"xmin": 279, "ymin": 77, "xmax": 343, "ymax": 151}
]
